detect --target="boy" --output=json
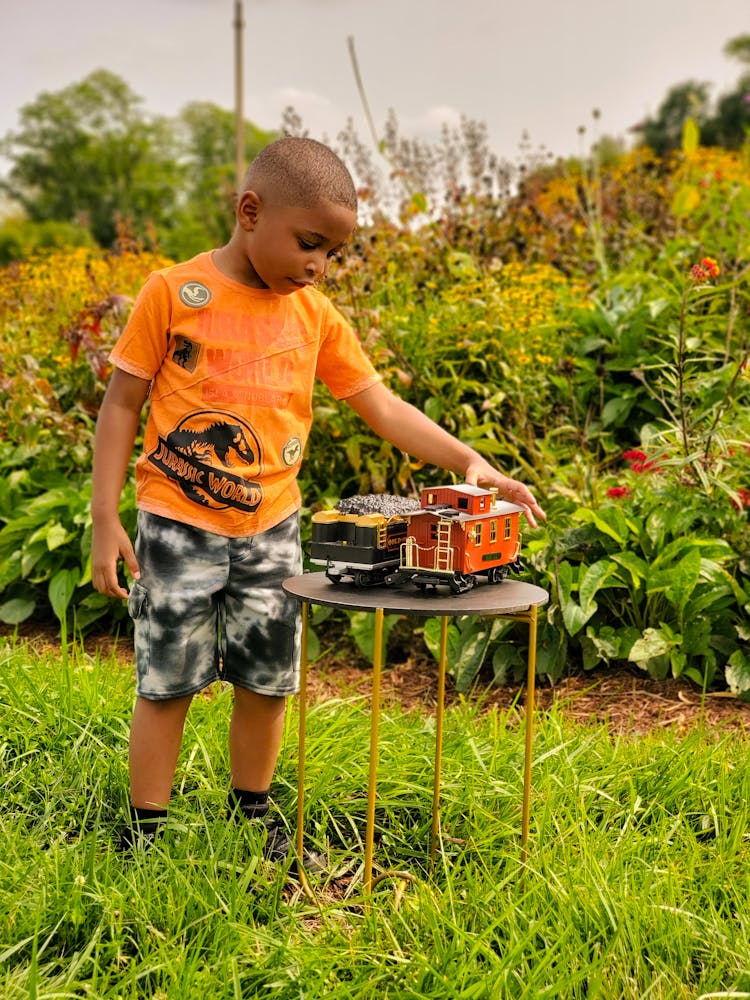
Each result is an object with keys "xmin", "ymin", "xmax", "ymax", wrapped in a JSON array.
[{"xmin": 91, "ymin": 137, "xmax": 545, "ymax": 860}]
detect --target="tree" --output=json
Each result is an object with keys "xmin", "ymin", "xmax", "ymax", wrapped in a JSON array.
[
  {"xmin": 702, "ymin": 35, "xmax": 750, "ymax": 149},
  {"xmin": 0, "ymin": 70, "xmax": 182, "ymax": 247},
  {"xmin": 632, "ymin": 81, "xmax": 712, "ymax": 156},
  {"xmin": 163, "ymin": 101, "xmax": 273, "ymax": 259},
  {"xmin": 632, "ymin": 35, "xmax": 750, "ymax": 154}
]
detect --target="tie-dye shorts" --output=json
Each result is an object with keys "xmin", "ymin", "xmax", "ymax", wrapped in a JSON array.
[{"xmin": 127, "ymin": 510, "xmax": 302, "ymax": 700}]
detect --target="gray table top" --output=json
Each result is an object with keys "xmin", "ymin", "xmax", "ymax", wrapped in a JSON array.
[{"xmin": 283, "ymin": 572, "xmax": 549, "ymax": 618}]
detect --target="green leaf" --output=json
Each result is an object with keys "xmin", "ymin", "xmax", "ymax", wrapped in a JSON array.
[
  {"xmin": 726, "ymin": 650, "xmax": 750, "ymax": 701},
  {"xmin": 628, "ymin": 627, "xmax": 679, "ymax": 666},
  {"xmin": 610, "ymin": 551, "xmax": 648, "ymax": 590},
  {"xmin": 556, "ymin": 561, "xmax": 594, "ymax": 636},
  {"xmin": 49, "ymin": 567, "xmax": 80, "ymax": 622},
  {"xmin": 573, "ymin": 506, "xmax": 630, "ymax": 546},
  {"xmin": 349, "ymin": 611, "xmax": 401, "ymax": 665},
  {"xmin": 0, "ymin": 597, "xmax": 36, "ymax": 624},
  {"xmin": 46, "ymin": 521, "xmax": 71, "ymax": 551},
  {"xmin": 423, "ymin": 617, "xmax": 493, "ymax": 692},
  {"xmin": 681, "ymin": 116, "xmax": 700, "ymax": 155},
  {"xmin": 491, "ymin": 643, "xmax": 523, "ymax": 686},
  {"xmin": 646, "ymin": 548, "xmax": 701, "ymax": 610},
  {"xmin": 671, "ymin": 184, "xmax": 701, "ymax": 217},
  {"xmin": 579, "ymin": 560, "xmax": 621, "ymax": 613},
  {"xmin": 601, "ymin": 397, "xmax": 632, "ymax": 428}
]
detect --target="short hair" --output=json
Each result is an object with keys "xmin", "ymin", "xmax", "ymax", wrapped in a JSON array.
[{"xmin": 243, "ymin": 137, "xmax": 357, "ymax": 212}]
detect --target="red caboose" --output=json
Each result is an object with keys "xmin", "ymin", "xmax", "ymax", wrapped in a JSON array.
[{"xmin": 397, "ymin": 484, "xmax": 524, "ymax": 592}]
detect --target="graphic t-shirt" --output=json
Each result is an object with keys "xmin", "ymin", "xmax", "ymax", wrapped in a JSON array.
[{"xmin": 110, "ymin": 251, "xmax": 381, "ymax": 537}]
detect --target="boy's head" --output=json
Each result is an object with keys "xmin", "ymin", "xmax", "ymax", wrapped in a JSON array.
[
  {"xmin": 242, "ymin": 137, "xmax": 357, "ymax": 213},
  {"xmin": 230, "ymin": 137, "xmax": 357, "ymax": 295}
]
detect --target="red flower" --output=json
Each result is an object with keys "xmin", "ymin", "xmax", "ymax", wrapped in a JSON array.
[
  {"xmin": 701, "ymin": 256, "xmax": 720, "ymax": 279},
  {"xmin": 622, "ymin": 449, "xmax": 647, "ymax": 462},
  {"xmin": 731, "ymin": 488, "xmax": 750, "ymax": 511},
  {"xmin": 690, "ymin": 257, "xmax": 720, "ymax": 284},
  {"xmin": 607, "ymin": 486, "xmax": 630, "ymax": 499}
]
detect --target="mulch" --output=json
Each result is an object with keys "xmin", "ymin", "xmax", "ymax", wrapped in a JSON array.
[
  {"xmin": 306, "ymin": 651, "xmax": 750, "ymax": 737},
  {"xmin": 4, "ymin": 623, "xmax": 750, "ymax": 737}
]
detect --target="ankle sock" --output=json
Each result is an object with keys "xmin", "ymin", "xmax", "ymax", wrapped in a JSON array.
[
  {"xmin": 228, "ymin": 787, "xmax": 269, "ymax": 821},
  {"xmin": 119, "ymin": 805, "xmax": 168, "ymax": 851}
]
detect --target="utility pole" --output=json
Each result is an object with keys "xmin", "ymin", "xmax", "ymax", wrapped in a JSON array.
[{"xmin": 233, "ymin": 0, "xmax": 245, "ymax": 193}]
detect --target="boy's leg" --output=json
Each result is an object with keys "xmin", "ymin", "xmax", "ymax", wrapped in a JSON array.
[
  {"xmin": 229, "ymin": 687, "xmax": 287, "ymax": 793},
  {"xmin": 130, "ymin": 693, "xmax": 194, "ymax": 808}
]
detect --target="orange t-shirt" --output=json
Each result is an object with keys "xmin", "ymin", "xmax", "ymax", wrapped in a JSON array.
[{"xmin": 110, "ymin": 251, "xmax": 381, "ymax": 537}]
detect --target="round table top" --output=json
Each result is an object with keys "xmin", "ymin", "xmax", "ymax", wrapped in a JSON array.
[{"xmin": 283, "ymin": 572, "xmax": 549, "ymax": 618}]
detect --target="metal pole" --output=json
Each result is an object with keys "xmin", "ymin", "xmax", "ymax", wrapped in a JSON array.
[
  {"xmin": 430, "ymin": 615, "xmax": 449, "ymax": 864},
  {"xmin": 296, "ymin": 602, "xmax": 313, "ymax": 899},
  {"xmin": 233, "ymin": 0, "xmax": 245, "ymax": 193},
  {"xmin": 364, "ymin": 606, "xmax": 385, "ymax": 893},
  {"xmin": 521, "ymin": 605, "xmax": 538, "ymax": 868}
]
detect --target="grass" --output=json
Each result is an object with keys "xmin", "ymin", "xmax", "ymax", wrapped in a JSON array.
[{"xmin": 1, "ymin": 636, "xmax": 749, "ymax": 999}]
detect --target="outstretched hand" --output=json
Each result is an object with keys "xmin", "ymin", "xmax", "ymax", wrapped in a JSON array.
[{"xmin": 464, "ymin": 460, "xmax": 546, "ymax": 528}]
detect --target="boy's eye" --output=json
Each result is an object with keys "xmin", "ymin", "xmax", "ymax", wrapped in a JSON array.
[
  {"xmin": 327, "ymin": 248, "xmax": 343, "ymax": 261},
  {"xmin": 298, "ymin": 239, "xmax": 317, "ymax": 251}
]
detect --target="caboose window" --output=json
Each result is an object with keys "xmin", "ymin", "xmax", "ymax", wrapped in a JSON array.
[
  {"xmin": 504, "ymin": 517, "xmax": 512, "ymax": 539},
  {"xmin": 430, "ymin": 524, "xmax": 438, "ymax": 540},
  {"xmin": 427, "ymin": 492, "xmax": 436, "ymax": 505},
  {"xmin": 489, "ymin": 520, "xmax": 497, "ymax": 543},
  {"xmin": 458, "ymin": 497, "xmax": 469, "ymax": 510},
  {"xmin": 474, "ymin": 523, "xmax": 483, "ymax": 545}
]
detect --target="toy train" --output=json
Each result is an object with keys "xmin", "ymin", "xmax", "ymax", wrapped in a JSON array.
[{"xmin": 310, "ymin": 484, "xmax": 524, "ymax": 593}]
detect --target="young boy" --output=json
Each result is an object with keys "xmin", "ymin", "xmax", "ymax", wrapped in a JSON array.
[{"xmin": 91, "ymin": 137, "xmax": 545, "ymax": 860}]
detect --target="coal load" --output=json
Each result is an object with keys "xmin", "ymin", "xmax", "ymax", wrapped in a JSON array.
[{"xmin": 336, "ymin": 494, "xmax": 421, "ymax": 517}]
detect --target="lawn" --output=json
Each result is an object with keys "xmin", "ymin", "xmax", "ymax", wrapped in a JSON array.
[{"xmin": 1, "ymin": 636, "xmax": 749, "ymax": 999}]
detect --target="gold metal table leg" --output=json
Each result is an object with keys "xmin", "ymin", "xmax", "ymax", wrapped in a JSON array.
[
  {"xmin": 364, "ymin": 606, "xmax": 385, "ymax": 893},
  {"xmin": 520, "ymin": 604, "xmax": 538, "ymax": 867},
  {"xmin": 430, "ymin": 615, "xmax": 449, "ymax": 865},
  {"xmin": 295, "ymin": 602, "xmax": 314, "ymax": 899}
]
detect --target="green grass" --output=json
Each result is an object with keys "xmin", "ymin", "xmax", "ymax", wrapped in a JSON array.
[{"xmin": 1, "ymin": 637, "xmax": 749, "ymax": 999}]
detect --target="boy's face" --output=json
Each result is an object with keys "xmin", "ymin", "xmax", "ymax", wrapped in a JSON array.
[{"xmin": 238, "ymin": 193, "xmax": 355, "ymax": 295}]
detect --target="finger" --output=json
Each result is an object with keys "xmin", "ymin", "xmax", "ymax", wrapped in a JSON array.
[{"xmin": 123, "ymin": 552, "xmax": 141, "ymax": 582}]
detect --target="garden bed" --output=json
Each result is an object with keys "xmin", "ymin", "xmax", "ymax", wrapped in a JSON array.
[{"xmin": 5, "ymin": 622, "xmax": 749, "ymax": 737}]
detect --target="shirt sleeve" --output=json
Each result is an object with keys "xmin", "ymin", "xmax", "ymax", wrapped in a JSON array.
[
  {"xmin": 315, "ymin": 297, "xmax": 382, "ymax": 400},
  {"xmin": 109, "ymin": 272, "xmax": 172, "ymax": 380}
]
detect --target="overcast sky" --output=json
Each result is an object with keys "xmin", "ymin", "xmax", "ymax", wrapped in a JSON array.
[{"xmin": 1, "ymin": 0, "xmax": 748, "ymax": 167}]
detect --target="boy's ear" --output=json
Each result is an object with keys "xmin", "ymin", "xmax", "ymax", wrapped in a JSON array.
[{"xmin": 237, "ymin": 190, "xmax": 261, "ymax": 231}]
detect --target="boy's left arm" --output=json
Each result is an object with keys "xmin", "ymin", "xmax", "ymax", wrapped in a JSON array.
[{"xmin": 346, "ymin": 382, "xmax": 546, "ymax": 527}]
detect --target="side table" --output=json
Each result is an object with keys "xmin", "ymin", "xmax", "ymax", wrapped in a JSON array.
[{"xmin": 282, "ymin": 573, "xmax": 549, "ymax": 894}]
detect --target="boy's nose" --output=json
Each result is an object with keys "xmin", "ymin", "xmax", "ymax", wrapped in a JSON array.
[{"xmin": 305, "ymin": 250, "xmax": 328, "ymax": 278}]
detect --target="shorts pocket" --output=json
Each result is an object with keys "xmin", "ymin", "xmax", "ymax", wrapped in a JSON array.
[
  {"xmin": 128, "ymin": 581, "xmax": 148, "ymax": 620},
  {"xmin": 127, "ymin": 581, "xmax": 151, "ymax": 683}
]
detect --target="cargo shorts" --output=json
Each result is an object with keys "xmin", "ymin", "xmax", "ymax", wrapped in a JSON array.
[{"xmin": 127, "ymin": 510, "xmax": 302, "ymax": 700}]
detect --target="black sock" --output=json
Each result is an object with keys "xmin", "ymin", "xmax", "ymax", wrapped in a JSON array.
[
  {"xmin": 130, "ymin": 805, "xmax": 169, "ymax": 825},
  {"xmin": 229, "ymin": 787, "xmax": 269, "ymax": 821},
  {"xmin": 119, "ymin": 805, "xmax": 168, "ymax": 851}
]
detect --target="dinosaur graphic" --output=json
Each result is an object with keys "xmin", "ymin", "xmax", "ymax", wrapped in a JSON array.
[
  {"xmin": 149, "ymin": 411, "xmax": 262, "ymax": 512},
  {"xmin": 172, "ymin": 338, "xmax": 196, "ymax": 369}
]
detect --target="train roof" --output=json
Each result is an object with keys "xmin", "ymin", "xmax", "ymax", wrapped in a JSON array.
[{"xmin": 417, "ymin": 500, "xmax": 525, "ymax": 522}]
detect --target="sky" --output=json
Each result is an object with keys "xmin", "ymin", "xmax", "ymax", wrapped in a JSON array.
[{"xmin": 1, "ymin": 0, "xmax": 748, "ymax": 171}]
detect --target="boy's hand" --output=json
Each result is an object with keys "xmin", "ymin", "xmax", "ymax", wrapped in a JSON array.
[
  {"xmin": 92, "ymin": 517, "xmax": 140, "ymax": 600},
  {"xmin": 464, "ymin": 460, "xmax": 546, "ymax": 528}
]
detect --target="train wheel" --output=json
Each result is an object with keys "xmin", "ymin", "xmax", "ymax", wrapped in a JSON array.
[
  {"xmin": 488, "ymin": 566, "xmax": 509, "ymax": 585},
  {"xmin": 354, "ymin": 572, "xmax": 371, "ymax": 587}
]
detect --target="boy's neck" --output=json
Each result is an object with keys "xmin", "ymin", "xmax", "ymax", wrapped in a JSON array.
[{"xmin": 211, "ymin": 243, "xmax": 267, "ymax": 289}]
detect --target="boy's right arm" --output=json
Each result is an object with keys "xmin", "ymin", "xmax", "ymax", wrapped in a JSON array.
[{"xmin": 91, "ymin": 367, "xmax": 152, "ymax": 600}]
